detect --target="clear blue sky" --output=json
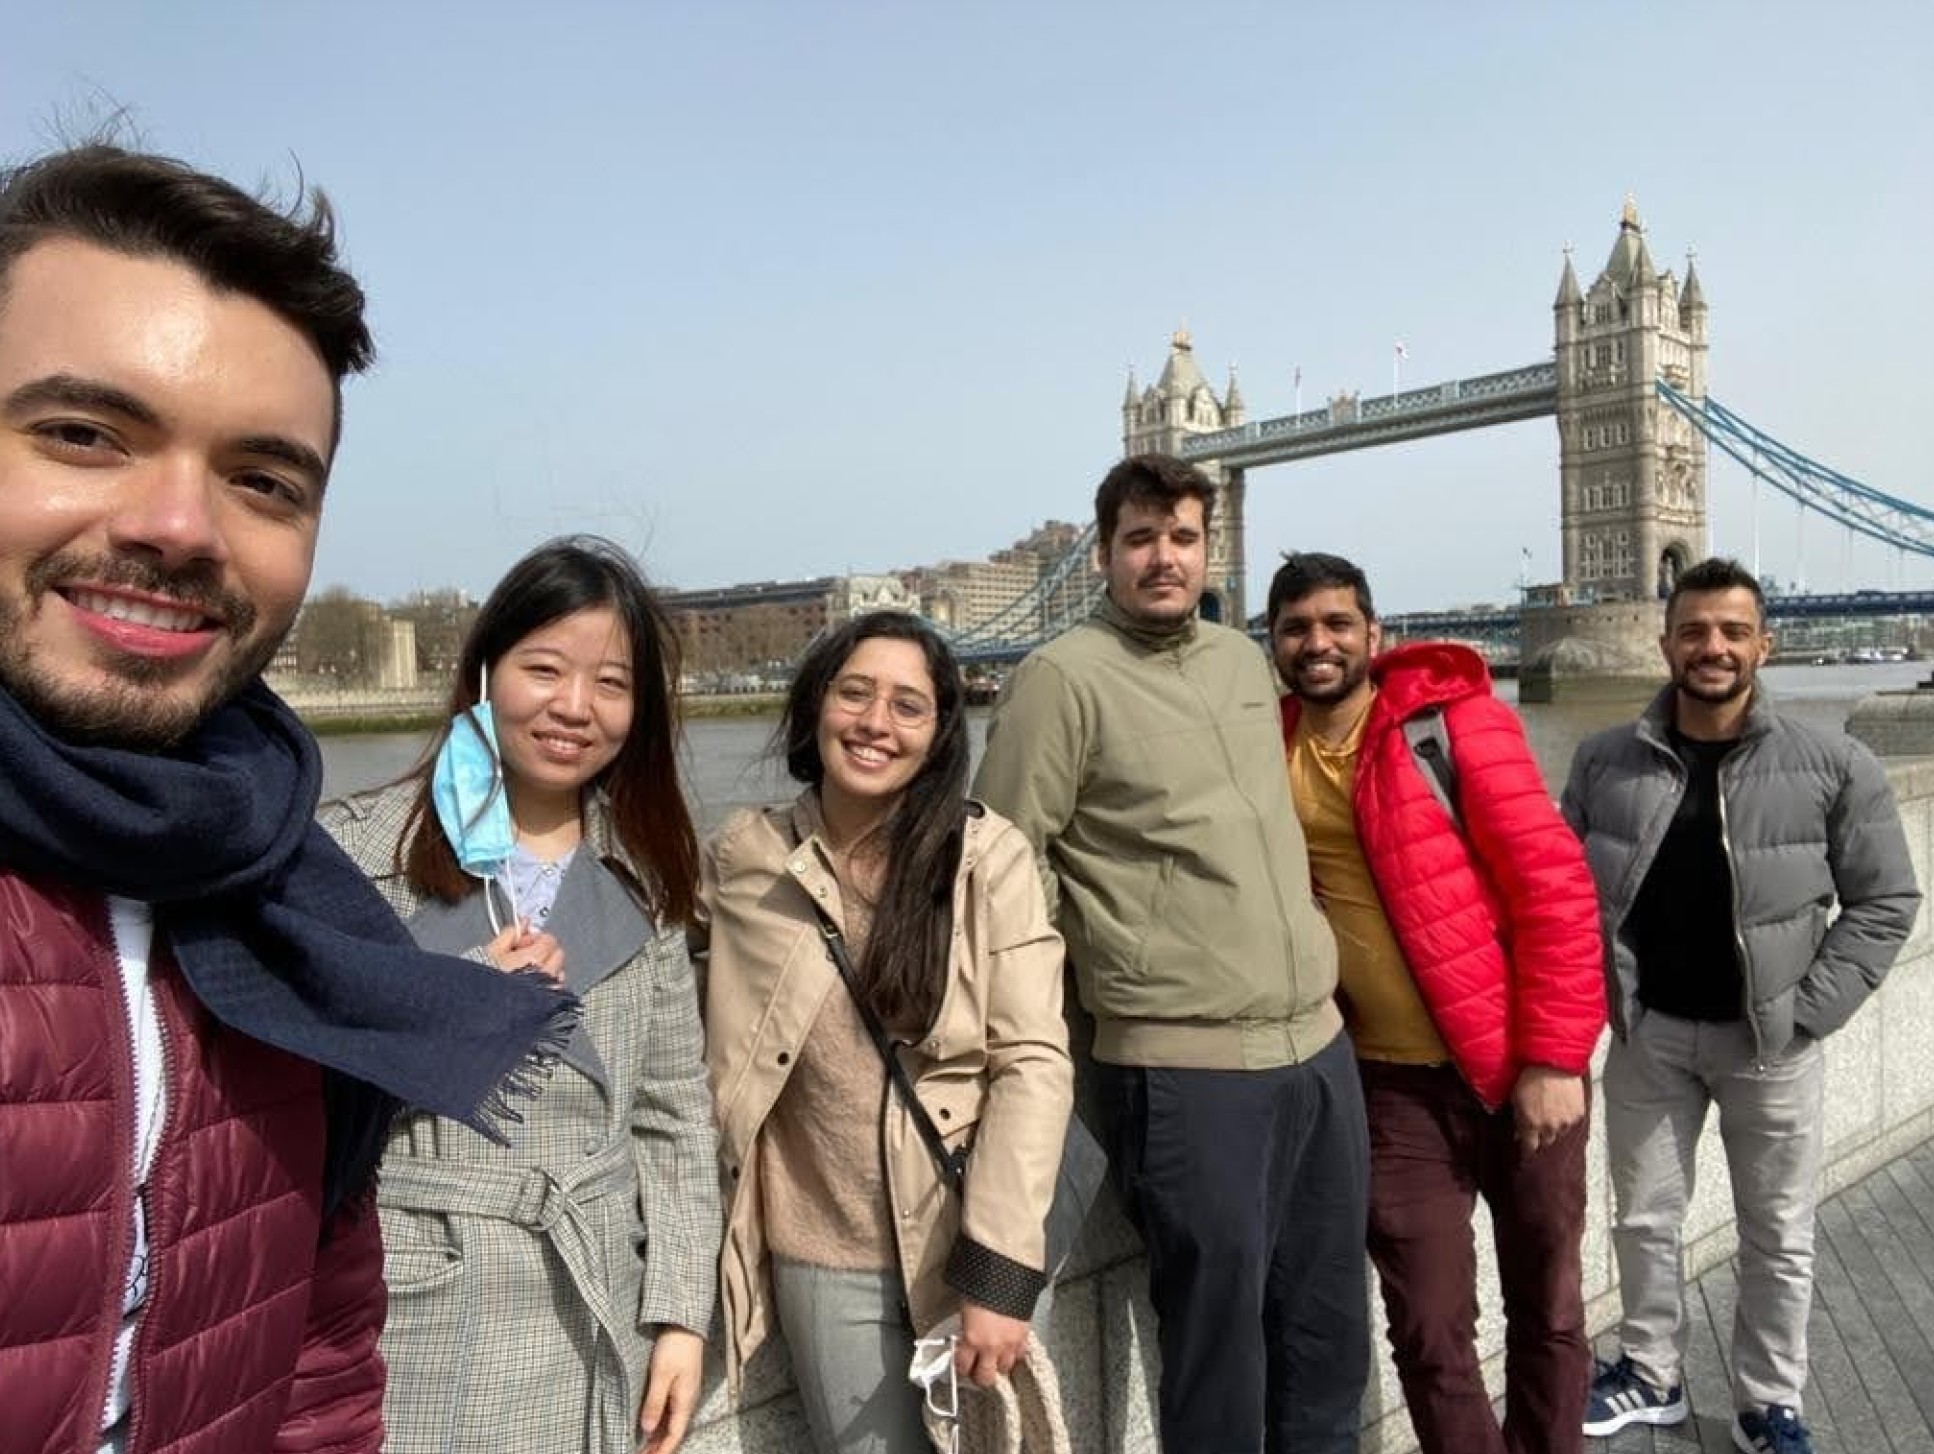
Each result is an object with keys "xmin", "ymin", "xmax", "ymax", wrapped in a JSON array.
[{"xmin": 5, "ymin": 3, "xmax": 1929, "ymax": 614}]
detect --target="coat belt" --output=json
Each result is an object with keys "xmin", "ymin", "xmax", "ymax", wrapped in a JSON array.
[
  {"xmin": 378, "ymin": 1144, "xmax": 639, "ymax": 1435},
  {"xmin": 379, "ymin": 1141, "xmax": 633, "ymax": 1231}
]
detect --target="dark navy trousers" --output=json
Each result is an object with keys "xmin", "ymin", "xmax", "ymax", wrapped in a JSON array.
[{"xmin": 1099, "ymin": 1032, "xmax": 1371, "ymax": 1454}]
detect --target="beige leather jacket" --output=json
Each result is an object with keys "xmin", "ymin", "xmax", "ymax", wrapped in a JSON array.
[{"xmin": 696, "ymin": 793, "xmax": 1072, "ymax": 1390}]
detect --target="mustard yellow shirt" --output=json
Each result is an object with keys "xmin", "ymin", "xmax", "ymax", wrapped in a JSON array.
[{"xmin": 1287, "ymin": 699, "xmax": 1450, "ymax": 1064}]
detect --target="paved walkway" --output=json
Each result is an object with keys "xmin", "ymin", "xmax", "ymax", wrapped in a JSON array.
[{"xmin": 1589, "ymin": 1137, "xmax": 1934, "ymax": 1452}]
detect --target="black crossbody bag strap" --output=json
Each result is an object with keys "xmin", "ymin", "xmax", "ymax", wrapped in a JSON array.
[{"xmin": 810, "ymin": 910, "xmax": 969, "ymax": 1190}]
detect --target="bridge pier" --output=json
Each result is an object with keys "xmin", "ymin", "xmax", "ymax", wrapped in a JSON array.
[{"xmin": 1516, "ymin": 600, "xmax": 1664, "ymax": 703}]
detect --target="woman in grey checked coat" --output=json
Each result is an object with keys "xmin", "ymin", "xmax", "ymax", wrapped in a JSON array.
[{"xmin": 321, "ymin": 538, "xmax": 721, "ymax": 1454}]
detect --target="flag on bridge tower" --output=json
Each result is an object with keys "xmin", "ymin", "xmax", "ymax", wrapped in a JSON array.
[
  {"xmin": 1392, "ymin": 339, "xmax": 1408, "ymax": 396},
  {"xmin": 1293, "ymin": 365, "xmax": 1303, "ymax": 417}
]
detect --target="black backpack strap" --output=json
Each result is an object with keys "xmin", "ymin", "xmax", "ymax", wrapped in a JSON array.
[{"xmin": 1402, "ymin": 706, "xmax": 1461, "ymax": 831}]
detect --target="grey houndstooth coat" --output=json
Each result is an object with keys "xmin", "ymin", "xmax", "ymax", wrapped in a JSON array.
[{"xmin": 321, "ymin": 782, "xmax": 721, "ymax": 1454}]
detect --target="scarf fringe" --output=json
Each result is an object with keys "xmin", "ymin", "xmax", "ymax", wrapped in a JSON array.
[{"xmin": 469, "ymin": 970, "xmax": 582, "ymax": 1137}]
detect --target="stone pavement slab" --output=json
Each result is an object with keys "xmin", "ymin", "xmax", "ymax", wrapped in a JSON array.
[{"xmin": 1585, "ymin": 1139, "xmax": 1934, "ymax": 1453}]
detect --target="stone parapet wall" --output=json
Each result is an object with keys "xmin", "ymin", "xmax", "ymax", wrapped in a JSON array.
[
  {"xmin": 1848, "ymin": 690, "xmax": 1934, "ymax": 759},
  {"xmin": 678, "ymin": 759, "xmax": 1934, "ymax": 1454},
  {"xmin": 266, "ymin": 679, "xmax": 443, "ymax": 722}
]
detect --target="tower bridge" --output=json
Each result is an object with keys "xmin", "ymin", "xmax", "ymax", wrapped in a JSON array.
[
  {"xmin": 1176, "ymin": 361, "xmax": 1559, "ymax": 470},
  {"xmin": 1379, "ymin": 591, "xmax": 1934, "ymax": 665},
  {"xmin": 934, "ymin": 200, "xmax": 1927, "ymax": 685},
  {"xmin": 1124, "ymin": 199, "xmax": 1710, "ymax": 684}
]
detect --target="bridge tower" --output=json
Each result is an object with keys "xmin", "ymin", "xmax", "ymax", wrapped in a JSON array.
[
  {"xmin": 1122, "ymin": 327, "xmax": 1248, "ymax": 624},
  {"xmin": 1554, "ymin": 199, "xmax": 1710, "ymax": 601}
]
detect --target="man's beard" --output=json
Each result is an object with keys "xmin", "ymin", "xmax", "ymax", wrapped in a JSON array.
[
  {"xmin": 1673, "ymin": 657, "xmax": 1756, "ymax": 705},
  {"xmin": 1290, "ymin": 653, "xmax": 1370, "ymax": 705},
  {"xmin": 1125, "ymin": 570, "xmax": 1199, "ymax": 622},
  {"xmin": 0, "ymin": 552, "xmax": 273, "ymax": 749}
]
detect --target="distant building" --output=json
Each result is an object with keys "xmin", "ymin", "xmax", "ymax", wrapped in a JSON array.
[
  {"xmin": 372, "ymin": 618, "xmax": 420, "ymax": 690},
  {"xmin": 902, "ymin": 520, "xmax": 1099, "ymax": 637},
  {"xmin": 663, "ymin": 522, "xmax": 1099, "ymax": 676},
  {"xmin": 1121, "ymin": 327, "xmax": 1248, "ymax": 623},
  {"xmin": 269, "ymin": 599, "xmax": 418, "ymax": 690},
  {"xmin": 1554, "ymin": 197, "xmax": 1709, "ymax": 601},
  {"xmin": 664, "ymin": 573, "xmax": 916, "ymax": 677}
]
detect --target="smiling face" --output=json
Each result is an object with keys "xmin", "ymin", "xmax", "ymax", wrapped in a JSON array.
[
  {"xmin": 814, "ymin": 635, "xmax": 938, "ymax": 823},
  {"xmin": 1662, "ymin": 586, "xmax": 1771, "ymax": 707},
  {"xmin": 1099, "ymin": 495, "xmax": 1207, "ymax": 627},
  {"xmin": 0, "ymin": 238, "xmax": 334, "ymax": 746},
  {"xmin": 1271, "ymin": 584, "xmax": 1382, "ymax": 709},
  {"xmin": 489, "ymin": 605, "xmax": 635, "ymax": 816}
]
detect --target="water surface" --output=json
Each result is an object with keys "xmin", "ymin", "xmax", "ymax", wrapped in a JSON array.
[{"xmin": 318, "ymin": 662, "xmax": 1925, "ymax": 828}]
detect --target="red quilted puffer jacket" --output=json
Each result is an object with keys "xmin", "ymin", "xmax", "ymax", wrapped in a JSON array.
[
  {"xmin": 1281, "ymin": 641, "xmax": 1606, "ymax": 1107},
  {"xmin": 0, "ymin": 869, "xmax": 385, "ymax": 1454}
]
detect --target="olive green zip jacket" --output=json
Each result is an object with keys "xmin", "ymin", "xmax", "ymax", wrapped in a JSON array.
[{"xmin": 974, "ymin": 597, "xmax": 1342, "ymax": 1070}]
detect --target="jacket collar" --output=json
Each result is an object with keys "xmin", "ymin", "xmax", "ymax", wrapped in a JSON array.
[
  {"xmin": 783, "ymin": 788, "xmax": 985, "ymax": 873},
  {"xmin": 1637, "ymin": 681, "xmax": 1778, "ymax": 751},
  {"xmin": 1095, "ymin": 591, "xmax": 1198, "ymax": 652},
  {"xmin": 786, "ymin": 789, "xmax": 831, "ymax": 863}
]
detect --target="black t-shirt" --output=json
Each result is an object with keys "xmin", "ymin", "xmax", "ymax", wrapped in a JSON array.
[{"xmin": 1625, "ymin": 730, "xmax": 1747, "ymax": 1021}]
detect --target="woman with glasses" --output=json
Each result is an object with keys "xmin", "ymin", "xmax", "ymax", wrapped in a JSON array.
[
  {"xmin": 320, "ymin": 537, "xmax": 720, "ymax": 1454},
  {"xmin": 698, "ymin": 611, "xmax": 1073, "ymax": 1454}
]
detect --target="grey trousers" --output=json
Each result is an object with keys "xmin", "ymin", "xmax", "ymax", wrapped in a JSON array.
[
  {"xmin": 771, "ymin": 1258, "xmax": 930, "ymax": 1454},
  {"xmin": 1603, "ymin": 1012, "xmax": 1826, "ymax": 1414}
]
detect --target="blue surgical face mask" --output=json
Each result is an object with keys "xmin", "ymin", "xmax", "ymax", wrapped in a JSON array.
[{"xmin": 431, "ymin": 666, "xmax": 516, "ymax": 896}]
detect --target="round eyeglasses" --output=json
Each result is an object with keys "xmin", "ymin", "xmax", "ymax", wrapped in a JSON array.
[{"xmin": 830, "ymin": 676, "xmax": 936, "ymax": 728}]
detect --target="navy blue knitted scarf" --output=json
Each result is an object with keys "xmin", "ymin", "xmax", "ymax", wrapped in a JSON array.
[{"xmin": 0, "ymin": 678, "xmax": 575, "ymax": 1214}]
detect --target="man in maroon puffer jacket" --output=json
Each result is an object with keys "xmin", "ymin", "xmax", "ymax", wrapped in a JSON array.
[
  {"xmin": 0, "ymin": 144, "xmax": 570, "ymax": 1454},
  {"xmin": 1270, "ymin": 552, "xmax": 1606, "ymax": 1454}
]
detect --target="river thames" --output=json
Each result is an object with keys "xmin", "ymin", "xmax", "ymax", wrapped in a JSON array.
[{"xmin": 316, "ymin": 661, "xmax": 1932, "ymax": 832}]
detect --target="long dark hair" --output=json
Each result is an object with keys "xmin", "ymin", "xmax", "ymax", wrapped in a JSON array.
[
  {"xmin": 400, "ymin": 535, "xmax": 699, "ymax": 925},
  {"xmin": 778, "ymin": 611, "xmax": 969, "ymax": 1028}
]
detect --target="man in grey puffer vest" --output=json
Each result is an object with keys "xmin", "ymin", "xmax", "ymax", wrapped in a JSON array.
[{"xmin": 1562, "ymin": 557, "xmax": 1919, "ymax": 1454}]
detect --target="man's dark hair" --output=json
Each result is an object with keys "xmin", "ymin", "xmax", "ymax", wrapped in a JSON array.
[
  {"xmin": 1094, "ymin": 453, "xmax": 1217, "ymax": 544},
  {"xmin": 0, "ymin": 144, "xmax": 373, "ymax": 439},
  {"xmin": 1666, "ymin": 556, "xmax": 1766, "ymax": 627},
  {"xmin": 1266, "ymin": 551, "xmax": 1377, "ymax": 626}
]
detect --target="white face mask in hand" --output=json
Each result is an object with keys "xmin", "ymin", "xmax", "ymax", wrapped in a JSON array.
[{"xmin": 909, "ymin": 1327, "xmax": 960, "ymax": 1454}]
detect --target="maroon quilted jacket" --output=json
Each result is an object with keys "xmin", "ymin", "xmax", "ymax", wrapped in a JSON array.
[
  {"xmin": 0, "ymin": 869, "xmax": 386, "ymax": 1454},
  {"xmin": 1281, "ymin": 641, "xmax": 1605, "ymax": 1107}
]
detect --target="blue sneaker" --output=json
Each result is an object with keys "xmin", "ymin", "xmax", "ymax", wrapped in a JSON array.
[
  {"xmin": 1583, "ymin": 1355, "xmax": 1688, "ymax": 1436},
  {"xmin": 1733, "ymin": 1404, "xmax": 1813, "ymax": 1454}
]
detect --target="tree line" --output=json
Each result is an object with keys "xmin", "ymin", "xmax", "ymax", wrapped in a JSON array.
[{"xmin": 286, "ymin": 587, "xmax": 479, "ymax": 686}]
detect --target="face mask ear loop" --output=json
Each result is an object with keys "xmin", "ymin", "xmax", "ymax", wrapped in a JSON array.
[
  {"xmin": 483, "ymin": 870, "xmax": 526, "ymax": 944},
  {"xmin": 484, "ymin": 873, "xmax": 507, "ymax": 939},
  {"xmin": 498, "ymin": 865, "xmax": 525, "ymax": 940}
]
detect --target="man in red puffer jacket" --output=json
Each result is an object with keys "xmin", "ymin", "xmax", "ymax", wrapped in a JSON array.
[
  {"xmin": 0, "ymin": 144, "xmax": 569, "ymax": 1454},
  {"xmin": 1270, "ymin": 552, "xmax": 1605, "ymax": 1454}
]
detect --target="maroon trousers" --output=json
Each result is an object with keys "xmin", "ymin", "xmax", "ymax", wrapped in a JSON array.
[{"xmin": 1359, "ymin": 1060, "xmax": 1590, "ymax": 1454}]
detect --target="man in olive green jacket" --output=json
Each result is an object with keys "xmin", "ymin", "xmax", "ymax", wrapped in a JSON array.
[{"xmin": 975, "ymin": 453, "xmax": 1368, "ymax": 1454}]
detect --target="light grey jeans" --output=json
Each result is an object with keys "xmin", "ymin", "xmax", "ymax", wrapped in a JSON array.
[
  {"xmin": 1603, "ymin": 1011, "xmax": 1826, "ymax": 1414},
  {"xmin": 771, "ymin": 1258, "xmax": 930, "ymax": 1454}
]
